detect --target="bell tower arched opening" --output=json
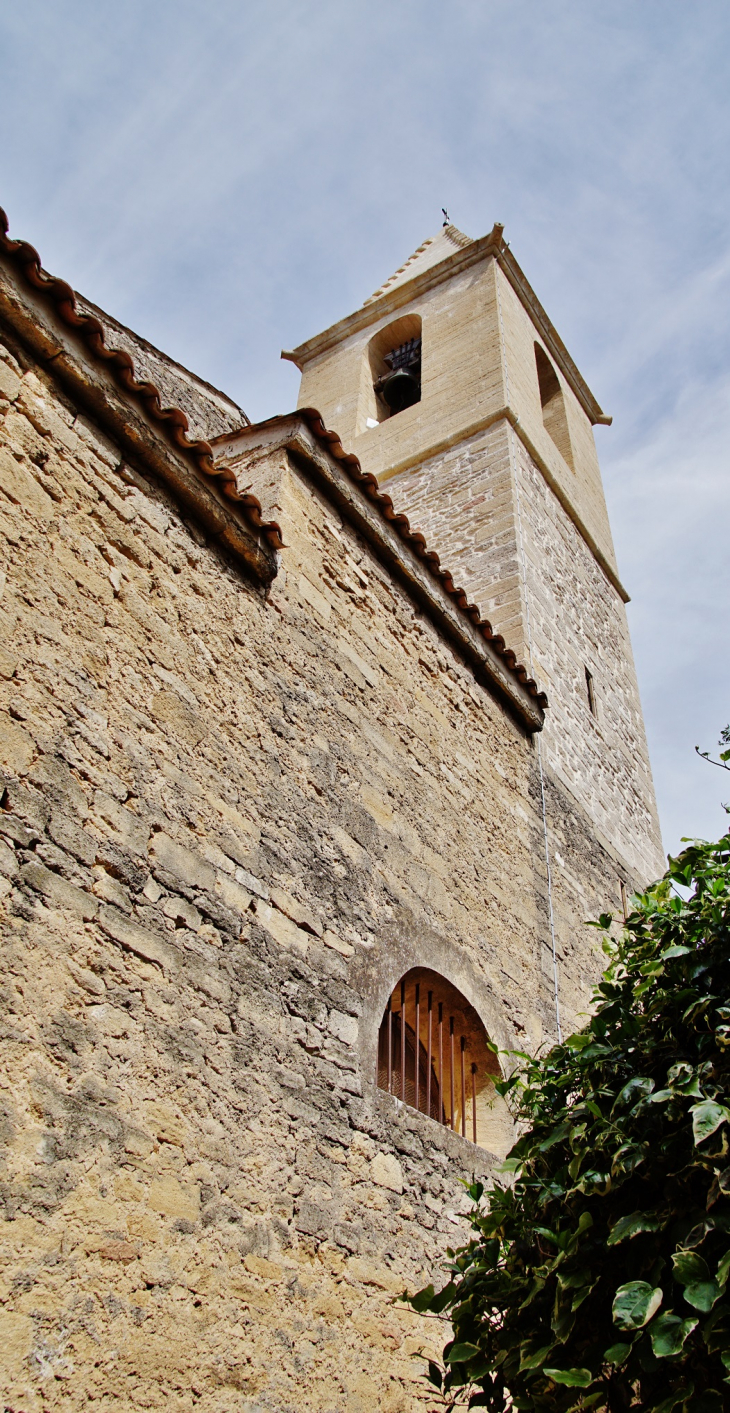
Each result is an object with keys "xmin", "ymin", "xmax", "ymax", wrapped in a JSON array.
[
  {"xmin": 376, "ymin": 967, "xmax": 511, "ymax": 1154},
  {"xmin": 357, "ymin": 314, "xmax": 422, "ymax": 432}
]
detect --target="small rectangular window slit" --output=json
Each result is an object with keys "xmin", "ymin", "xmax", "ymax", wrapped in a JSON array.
[
  {"xmin": 619, "ymin": 880, "xmax": 628, "ymax": 919},
  {"xmin": 585, "ymin": 667, "xmax": 596, "ymax": 716}
]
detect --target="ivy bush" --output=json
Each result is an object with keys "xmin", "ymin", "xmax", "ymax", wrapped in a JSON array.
[{"xmin": 405, "ymin": 833, "xmax": 730, "ymax": 1411}]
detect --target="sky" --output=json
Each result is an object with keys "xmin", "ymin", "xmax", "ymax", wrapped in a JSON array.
[{"xmin": 1, "ymin": 0, "xmax": 728, "ymax": 859}]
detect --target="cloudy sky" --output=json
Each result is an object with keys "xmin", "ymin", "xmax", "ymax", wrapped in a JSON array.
[{"xmin": 2, "ymin": 0, "xmax": 728, "ymax": 859}]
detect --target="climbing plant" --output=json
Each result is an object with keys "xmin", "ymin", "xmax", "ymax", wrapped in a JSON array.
[{"xmin": 404, "ymin": 829, "xmax": 730, "ymax": 1411}]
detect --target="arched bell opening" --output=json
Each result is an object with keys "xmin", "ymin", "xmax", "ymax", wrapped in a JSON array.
[
  {"xmin": 357, "ymin": 314, "xmax": 422, "ymax": 431},
  {"xmin": 375, "ymin": 967, "xmax": 512, "ymax": 1154}
]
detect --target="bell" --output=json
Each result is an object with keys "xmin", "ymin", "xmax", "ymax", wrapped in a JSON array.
[{"xmin": 380, "ymin": 367, "xmax": 420, "ymax": 413}]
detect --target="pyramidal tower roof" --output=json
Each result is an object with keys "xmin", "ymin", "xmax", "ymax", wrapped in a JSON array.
[{"xmin": 362, "ymin": 224, "xmax": 473, "ymax": 306}]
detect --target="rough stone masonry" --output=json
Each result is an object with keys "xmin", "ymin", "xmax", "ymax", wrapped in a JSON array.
[{"xmin": 0, "ymin": 217, "xmax": 662, "ymax": 1412}]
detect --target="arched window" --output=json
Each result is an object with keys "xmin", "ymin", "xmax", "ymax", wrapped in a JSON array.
[
  {"xmin": 535, "ymin": 343, "xmax": 575, "ymax": 471},
  {"xmin": 376, "ymin": 967, "xmax": 510, "ymax": 1153},
  {"xmin": 357, "ymin": 314, "xmax": 422, "ymax": 431}
]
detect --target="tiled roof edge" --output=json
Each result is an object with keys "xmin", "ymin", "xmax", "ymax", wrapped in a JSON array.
[
  {"xmin": 260, "ymin": 407, "xmax": 548, "ymax": 711},
  {"xmin": 363, "ymin": 225, "xmax": 473, "ymax": 306},
  {"xmin": 0, "ymin": 208, "xmax": 284, "ymax": 551}
]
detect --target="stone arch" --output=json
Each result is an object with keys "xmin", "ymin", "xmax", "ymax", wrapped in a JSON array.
[
  {"xmin": 357, "ymin": 313, "xmax": 422, "ymax": 431},
  {"xmin": 375, "ymin": 966, "xmax": 512, "ymax": 1155},
  {"xmin": 535, "ymin": 342, "xmax": 575, "ymax": 470}
]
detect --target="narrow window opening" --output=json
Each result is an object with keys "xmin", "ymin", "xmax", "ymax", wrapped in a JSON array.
[
  {"xmin": 585, "ymin": 666, "xmax": 596, "ymax": 716},
  {"xmin": 619, "ymin": 879, "xmax": 629, "ymax": 919},
  {"xmin": 376, "ymin": 967, "xmax": 511, "ymax": 1154},
  {"xmin": 535, "ymin": 343, "xmax": 575, "ymax": 470}
]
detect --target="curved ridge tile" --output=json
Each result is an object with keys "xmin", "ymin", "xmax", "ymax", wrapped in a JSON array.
[{"xmin": 0, "ymin": 208, "xmax": 285, "ymax": 551}]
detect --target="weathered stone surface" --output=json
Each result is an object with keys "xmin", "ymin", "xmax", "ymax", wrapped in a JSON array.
[
  {"xmin": 0, "ymin": 711, "xmax": 35, "ymax": 772},
  {"xmin": 48, "ymin": 811, "xmax": 97, "ymax": 866},
  {"xmin": 254, "ymin": 898, "xmax": 311, "ymax": 956},
  {"xmin": 0, "ymin": 445, "xmax": 54, "ymax": 520},
  {"xmin": 20, "ymin": 859, "xmax": 98, "ymax": 919},
  {"xmin": 97, "ymin": 904, "xmax": 177, "ymax": 971},
  {"xmin": 0, "ymin": 836, "xmax": 18, "ymax": 877},
  {"xmin": 149, "ymin": 830, "xmax": 216, "ymax": 891},
  {"xmin": 92, "ymin": 790, "xmax": 149, "ymax": 853},
  {"xmin": 371, "ymin": 1152, "xmax": 404, "ymax": 1193},
  {"xmin": 0, "ymin": 233, "xmax": 661, "ymax": 1413}
]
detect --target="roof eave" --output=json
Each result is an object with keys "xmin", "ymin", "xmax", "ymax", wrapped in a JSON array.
[
  {"xmin": 213, "ymin": 409, "xmax": 548, "ymax": 733},
  {"xmin": 0, "ymin": 210, "xmax": 281, "ymax": 581}
]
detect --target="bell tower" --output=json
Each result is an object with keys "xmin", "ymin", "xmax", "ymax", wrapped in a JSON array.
[{"xmin": 283, "ymin": 224, "xmax": 664, "ymax": 887}]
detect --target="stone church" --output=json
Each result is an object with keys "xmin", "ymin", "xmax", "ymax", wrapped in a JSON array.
[{"xmin": 0, "ymin": 209, "xmax": 663, "ymax": 1411}]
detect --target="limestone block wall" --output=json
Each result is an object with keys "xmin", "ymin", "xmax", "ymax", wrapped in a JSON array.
[
  {"xmin": 511, "ymin": 434, "xmax": 664, "ymax": 883},
  {"xmin": 296, "ymin": 259, "xmax": 504, "ymax": 481},
  {"xmin": 375, "ymin": 421, "xmax": 527, "ymax": 661},
  {"xmin": 379, "ymin": 421, "xmax": 663, "ymax": 886},
  {"xmin": 494, "ymin": 262, "xmax": 617, "ymax": 574},
  {"xmin": 0, "ymin": 327, "xmax": 630, "ymax": 1413}
]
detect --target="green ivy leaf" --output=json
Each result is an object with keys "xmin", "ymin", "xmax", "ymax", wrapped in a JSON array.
[
  {"xmin": 519, "ymin": 1343, "xmax": 554, "ymax": 1372},
  {"xmin": 426, "ymin": 1362, "xmax": 442, "ymax": 1389},
  {"xmin": 607, "ymin": 1211, "xmax": 661, "ymax": 1245},
  {"xmin": 407, "ymin": 1283, "xmax": 435, "ymax": 1313},
  {"xmin": 685, "ymin": 1280, "xmax": 722, "ymax": 1313},
  {"xmin": 429, "ymin": 1282, "xmax": 456, "ymax": 1314},
  {"xmin": 614, "ymin": 1076, "xmax": 655, "ymax": 1108},
  {"xmin": 612, "ymin": 1281, "xmax": 663, "ymax": 1330},
  {"xmin": 603, "ymin": 1343, "xmax": 632, "ymax": 1366},
  {"xmin": 673, "ymin": 1251, "xmax": 710, "ymax": 1286},
  {"xmin": 446, "ymin": 1342, "xmax": 480, "ymax": 1363},
  {"xmin": 538, "ymin": 1122, "xmax": 571, "ymax": 1152},
  {"xmin": 650, "ymin": 1311, "xmax": 698, "ymax": 1357},
  {"xmin": 691, "ymin": 1100, "xmax": 730, "ymax": 1146},
  {"xmin": 543, "ymin": 1367, "xmax": 593, "ymax": 1387},
  {"xmin": 496, "ymin": 1156, "xmax": 522, "ymax": 1174},
  {"xmin": 716, "ymin": 1250, "xmax": 730, "ymax": 1290},
  {"xmin": 702, "ymin": 1301, "xmax": 730, "ymax": 1353},
  {"xmin": 652, "ymin": 1385, "xmax": 695, "ymax": 1413}
]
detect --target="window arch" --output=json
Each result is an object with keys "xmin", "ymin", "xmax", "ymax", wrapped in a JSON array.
[
  {"xmin": 376, "ymin": 967, "xmax": 511, "ymax": 1153},
  {"xmin": 357, "ymin": 314, "xmax": 422, "ymax": 431},
  {"xmin": 534, "ymin": 343, "xmax": 575, "ymax": 471}
]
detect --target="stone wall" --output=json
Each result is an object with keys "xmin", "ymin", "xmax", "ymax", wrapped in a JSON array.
[
  {"xmin": 295, "ymin": 258, "xmax": 503, "ymax": 483},
  {"xmin": 511, "ymin": 432, "xmax": 664, "ymax": 883},
  {"xmin": 381, "ymin": 419, "xmax": 663, "ymax": 886},
  {"xmin": 377, "ymin": 421, "xmax": 526, "ymax": 661},
  {"xmin": 494, "ymin": 259, "xmax": 618, "ymax": 577},
  {"xmin": 0, "ymin": 321, "xmax": 632, "ymax": 1413}
]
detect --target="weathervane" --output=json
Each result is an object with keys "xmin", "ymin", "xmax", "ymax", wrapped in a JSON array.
[{"xmin": 442, "ymin": 208, "xmax": 449, "ymax": 226}]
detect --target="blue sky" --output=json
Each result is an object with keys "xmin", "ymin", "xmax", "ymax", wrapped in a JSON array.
[{"xmin": 2, "ymin": 0, "xmax": 729, "ymax": 858}]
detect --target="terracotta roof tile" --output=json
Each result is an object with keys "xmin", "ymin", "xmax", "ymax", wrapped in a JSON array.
[
  {"xmin": 0, "ymin": 209, "xmax": 546, "ymax": 711},
  {"xmin": 0, "ymin": 208, "xmax": 284, "ymax": 550},
  {"xmin": 224, "ymin": 408, "xmax": 547, "ymax": 710}
]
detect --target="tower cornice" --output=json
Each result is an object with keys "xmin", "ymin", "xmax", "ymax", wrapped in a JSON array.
[{"xmin": 283, "ymin": 225, "xmax": 612, "ymax": 429}]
